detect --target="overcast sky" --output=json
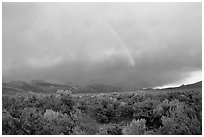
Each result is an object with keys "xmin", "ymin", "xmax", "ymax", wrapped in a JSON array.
[{"xmin": 2, "ymin": 2, "xmax": 202, "ymax": 88}]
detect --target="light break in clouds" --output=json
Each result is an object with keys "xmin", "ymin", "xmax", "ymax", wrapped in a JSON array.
[{"xmin": 2, "ymin": 2, "xmax": 202, "ymax": 88}]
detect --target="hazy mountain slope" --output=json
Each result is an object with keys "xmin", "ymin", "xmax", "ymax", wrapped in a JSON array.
[
  {"xmin": 2, "ymin": 80, "xmax": 126, "ymax": 95},
  {"xmin": 2, "ymin": 80, "xmax": 202, "ymax": 96},
  {"xmin": 179, "ymin": 81, "xmax": 202, "ymax": 89},
  {"xmin": 163, "ymin": 81, "xmax": 202, "ymax": 90},
  {"xmin": 86, "ymin": 84, "xmax": 125, "ymax": 93}
]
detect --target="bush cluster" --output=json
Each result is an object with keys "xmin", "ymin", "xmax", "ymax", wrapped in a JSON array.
[{"xmin": 2, "ymin": 89, "xmax": 202, "ymax": 135}]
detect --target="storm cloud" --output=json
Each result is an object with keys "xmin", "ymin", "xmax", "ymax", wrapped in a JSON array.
[{"xmin": 2, "ymin": 2, "xmax": 202, "ymax": 88}]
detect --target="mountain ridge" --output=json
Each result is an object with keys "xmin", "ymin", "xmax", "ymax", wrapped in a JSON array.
[
  {"xmin": 161, "ymin": 81, "xmax": 202, "ymax": 90},
  {"xmin": 2, "ymin": 80, "xmax": 202, "ymax": 96}
]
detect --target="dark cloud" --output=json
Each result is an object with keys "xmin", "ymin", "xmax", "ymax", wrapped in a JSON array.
[{"xmin": 2, "ymin": 3, "xmax": 202, "ymax": 88}]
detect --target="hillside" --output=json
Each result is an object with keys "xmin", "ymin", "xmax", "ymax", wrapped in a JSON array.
[
  {"xmin": 178, "ymin": 81, "xmax": 202, "ymax": 89},
  {"xmin": 2, "ymin": 80, "xmax": 126, "ymax": 96},
  {"xmin": 2, "ymin": 80, "xmax": 202, "ymax": 96},
  {"xmin": 162, "ymin": 81, "xmax": 202, "ymax": 90}
]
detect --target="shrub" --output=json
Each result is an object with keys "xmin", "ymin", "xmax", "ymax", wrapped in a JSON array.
[
  {"xmin": 42, "ymin": 109, "xmax": 75, "ymax": 135},
  {"xmin": 159, "ymin": 99, "xmax": 202, "ymax": 135},
  {"xmin": 2, "ymin": 109, "xmax": 19, "ymax": 135},
  {"xmin": 97, "ymin": 124, "xmax": 122, "ymax": 135},
  {"xmin": 20, "ymin": 107, "xmax": 44, "ymax": 134},
  {"xmin": 79, "ymin": 115, "xmax": 100, "ymax": 134},
  {"xmin": 122, "ymin": 119, "xmax": 146, "ymax": 135}
]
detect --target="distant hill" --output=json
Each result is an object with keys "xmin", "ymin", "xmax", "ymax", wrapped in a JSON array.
[
  {"xmin": 179, "ymin": 81, "xmax": 201, "ymax": 89},
  {"xmin": 163, "ymin": 81, "xmax": 202, "ymax": 90},
  {"xmin": 2, "ymin": 80, "xmax": 125, "ymax": 96},
  {"xmin": 8, "ymin": 81, "xmax": 28, "ymax": 88},
  {"xmin": 3, "ymin": 80, "xmax": 202, "ymax": 96},
  {"xmin": 86, "ymin": 84, "xmax": 125, "ymax": 93},
  {"xmin": 3, "ymin": 81, "xmax": 47, "ymax": 94}
]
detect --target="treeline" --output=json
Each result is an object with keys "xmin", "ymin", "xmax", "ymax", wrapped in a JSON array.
[{"xmin": 2, "ymin": 89, "xmax": 202, "ymax": 135}]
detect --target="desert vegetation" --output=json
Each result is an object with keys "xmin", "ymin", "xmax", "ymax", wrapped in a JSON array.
[{"xmin": 2, "ymin": 88, "xmax": 202, "ymax": 135}]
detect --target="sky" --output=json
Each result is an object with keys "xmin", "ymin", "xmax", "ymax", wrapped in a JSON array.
[{"xmin": 2, "ymin": 2, "xmax": 202, "ymax": 88}]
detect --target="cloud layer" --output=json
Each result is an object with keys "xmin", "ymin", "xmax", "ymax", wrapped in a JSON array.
[{"xmin": 3, "ymin": 3, "xmax": 202, "ymax": 88}]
